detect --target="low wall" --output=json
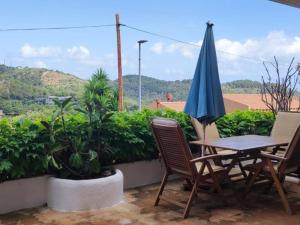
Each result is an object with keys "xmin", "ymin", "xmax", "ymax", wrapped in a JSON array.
[
  {"xmin": 115, "ymin": 159, "xmax": 177, "ymax": 189},
  {"xmin": 0, "ymin": 175, "xmax": 48, "ymax": 214},
  {"xmin": 0, "ymin": 160, "xmax": 173, "ymax": 214}
]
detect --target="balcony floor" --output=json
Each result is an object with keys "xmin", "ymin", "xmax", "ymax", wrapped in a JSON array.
[{"xmin": 1, "ymin": 180, "xmax": 300, "ymax": 225}]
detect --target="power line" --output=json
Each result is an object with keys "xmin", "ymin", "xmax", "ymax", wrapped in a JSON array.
[
  {"xmin": 122, "ymin": 24, "xmax": 271, "ymax": 64},
  {"xmin": 122, "ymin": 24, "xmax": 201, "ymax": 47},
  {"xmin": 0, "ymin": 24, "xmax": 115, "ymax": 32},
  {"xmin": 0, "ymin": 22, "xmax": 294, "ymax": 65}
]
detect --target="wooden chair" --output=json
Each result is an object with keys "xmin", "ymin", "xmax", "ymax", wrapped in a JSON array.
[
  {"xmin": 243, "ymin": 124, "xmax": 300, "ymax": 214},
  {"xmin": 151, "ymin": 117, "xmax": 227, "ymax": 218},
  {"xmin": 191, "ymin": 117, "xmax": 236, "ymax": 158},
  {"xmin": 191, "ymin": 118, "xmax": 246, "ymax": 180}
]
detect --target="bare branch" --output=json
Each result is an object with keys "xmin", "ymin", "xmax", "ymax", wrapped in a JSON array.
[{"xmin": 260, "ymin": 57, "xmax": 299, "ymax": 115}]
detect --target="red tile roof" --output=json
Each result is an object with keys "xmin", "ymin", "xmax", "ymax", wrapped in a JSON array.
[{"xmin": 149, "ymin": 94, "xmax": 300, "ymax": 112}]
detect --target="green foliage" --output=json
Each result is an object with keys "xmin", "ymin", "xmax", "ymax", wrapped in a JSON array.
[
  {"xmin": 0, "ymin": 108, "xmax": 276, "ymax": 182},
  {"xmin": 216, "ymin": 111, "xmax": 274, "ymax": 137},
  {"xmin": 41, "ymin": 69, "xmax": 116, "ymax": 180},
  {"xmin": 0, "ymin": 118, "xmax": 48, "ymax": 182},
  {"xmin": 108, "ymin": 109, "xmax": 196, "ymax": 163}
]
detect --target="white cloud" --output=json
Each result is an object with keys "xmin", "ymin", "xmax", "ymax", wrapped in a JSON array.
[
  {"xmin": 165, "ymin": 68, "xmax": 185, "ymax": 75},
  {"xmin": 67, "ymin": 46, "xmax": 90, "ymax": 59},
  {"xmin": 150, "ymin": 31, "xmax": 300, "ymax": 64},
  {"xmin": 33, "ymin": 60, "xmax": 47, "ymax": 68},
  {"xmin": 150, "ymin": 42, "xmax": 164, "ymax": 54},
  {"xmin": 151, "ymin": 42, "xmax": 198, "ymax": 59},
  {"xmin": 21, "ymin": 44, "xmax": 61, "ymax": 58},
  {"xmin": 80, "ymin": 53, "xmax": 115, "ymax": 67}
]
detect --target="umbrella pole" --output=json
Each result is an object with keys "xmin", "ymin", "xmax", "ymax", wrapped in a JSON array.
[{"xmin": 202, "ymin": 124, "xmax": 207, "ymax": 156}]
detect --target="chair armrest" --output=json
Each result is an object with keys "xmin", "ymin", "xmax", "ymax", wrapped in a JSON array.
[
  {"xmin": 272, "ymin": 145, "xmax": 287, "ymax": 151},
  {"xmin": 190, "ymin": 154, "xmax": 220, "ymax": 163},
  {"xmin": 260, "ymin": 152, "xmax": 287, "ymax": 161}
]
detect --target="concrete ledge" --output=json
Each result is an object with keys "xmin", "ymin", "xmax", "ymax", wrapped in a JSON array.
[
  {"xmin": 286, "ymin": 176, "xmax": 300, "ymax": 184},
  {"xmin": 47, "ymin": 170, "xmax": 123, "ymax": 212},
  {"xmin": 0, "ymin": 176, "xmax": 48, "ymax": 214},
  {"xmin": 115, "ymin": 159, "xmax": 177, "ymax": 189}
]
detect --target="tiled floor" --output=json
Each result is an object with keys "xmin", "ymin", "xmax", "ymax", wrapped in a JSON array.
[{"xmin": 1, "ymin": 180, "xmax": 300, "ymax": 225}]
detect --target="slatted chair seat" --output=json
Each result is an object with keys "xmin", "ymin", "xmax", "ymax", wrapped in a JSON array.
[
  {"xmin": 191, "ymin": 118, "xmax": 237, "ymax": 159},
  {"xmin": 195, "ymin": 162, "xmax": 225, "ymax": 174},
  {"xmin": 244, "ymin": 123, "xmax": 300, "ymax": 214},
  {"xmin": 151, "ymin": 117, "xmax": 228, "ymax": 218},
  {"xmin": 217, "ymin": 149, "xmax": 237, "ymax": 156},
  {"xmin": 265, "ymin": 112, "xmax": 300, "ymax": 155},
  {"xmin": 244, "ymin": 161, "xmax": 280, "ymax": 173}
]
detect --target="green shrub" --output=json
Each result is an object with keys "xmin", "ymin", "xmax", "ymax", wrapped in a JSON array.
[
  {"xmin": 0, "ymin": 109, "xmax": 275, "ymax": 182},
  {"xmin": 0, "ymin": 118, "xmax": 48, "ymax": 182},
  {"xmin": 216, "ymin": 111, "xmax": 274, "ymax": 137},
  {"xmin": 107, "ymin": 109, "xmax": 196, "ymax": 163}
]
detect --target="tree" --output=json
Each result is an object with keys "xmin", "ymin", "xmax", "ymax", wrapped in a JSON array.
[{"xmin": 260, "ymin": 57, "xmax": 300, "ymax": 115}]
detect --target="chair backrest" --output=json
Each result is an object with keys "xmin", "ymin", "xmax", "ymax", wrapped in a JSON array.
[
  {"xmin": 271, "ymin": 112, "xmax": 300, "ymax": 145},
  {"xmin": 151, "ymin": 118, "xmax": 196, "ymax": 178},
  {"xmin": 191, "ymin": 117, "xmax": 220, "ymax": 140},
  {"xmin": 279, "ymin": 124, "xmax": 300, "ymax": 174}
]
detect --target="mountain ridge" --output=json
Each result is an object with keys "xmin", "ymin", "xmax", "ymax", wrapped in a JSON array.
[{"xmin": 0, "ymin": 65, "xmax": 262, "ymax": 114}]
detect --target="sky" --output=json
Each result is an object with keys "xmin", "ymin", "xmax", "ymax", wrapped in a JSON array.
[{"xmin": 0, "ymin": 0, "xmax": 299, "ymax": 82}]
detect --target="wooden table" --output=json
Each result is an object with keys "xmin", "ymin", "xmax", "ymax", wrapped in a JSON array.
[
  {"xmin": 190, "ymin": 135, "xmax": 289, "ymax": 152},
  {"xmin": 190, "ymin": 135, "xmax": 289, "ymax": 181}
]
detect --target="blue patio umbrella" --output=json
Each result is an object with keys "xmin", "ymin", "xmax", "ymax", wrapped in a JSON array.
[{"xmin": 184, "ymin": 22, "xmax": 225, "ymax": 141}]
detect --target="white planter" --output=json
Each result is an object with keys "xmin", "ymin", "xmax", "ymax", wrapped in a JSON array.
[
  {"xmin": 0, "ymin": 175, "xmax": 48, "ymax": 214},
  {"xmin": 115, "ymin": 159, "xmax": 177, "ymax": 189},
  {"xmin": 47, "ymin": 169, "xmax": 123, "ymax": 212}
]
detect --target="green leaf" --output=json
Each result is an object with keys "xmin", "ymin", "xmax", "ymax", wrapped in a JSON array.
[
  {"xmin": 69, "ymin": 153, "xmax": 83, "ymax": 169},
  {"xmin": 62, "ymin": 97, "xmax": 73, "ymax": 108},
  {"xmin": 0, "ymin": 160, "xmax": 13, "ymax": 172},
  {"xmin": 89, "ymin": 150, "xmax": 98, "ymax": 161}
]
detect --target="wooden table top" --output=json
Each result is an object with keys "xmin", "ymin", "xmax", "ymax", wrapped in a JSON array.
[{"xmin": 190, "ymin": 135, "xmax": 289, "ymax": 151}]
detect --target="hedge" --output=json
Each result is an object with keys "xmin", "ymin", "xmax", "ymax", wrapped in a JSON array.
[{"xmin": 0, "ymin": 110, "xmax": 274, "ymax": 182}]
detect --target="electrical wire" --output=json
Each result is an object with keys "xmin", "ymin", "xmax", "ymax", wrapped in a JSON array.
[
  {"xmin": 122, "ymin": 24, "xmax": 270, "ymax": 64},
  {"xmin": 0, "ymin": 22, "xmax": 293, "ymax": 65},
  {"xmin": 0, "ymin": 24, "xmax": 115, "ymax": 32}
]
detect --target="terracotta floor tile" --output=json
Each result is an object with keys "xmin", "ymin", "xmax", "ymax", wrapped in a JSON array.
[{"xmin": 1, "ymin": 180, "xmax": 300, "ymax": 225}]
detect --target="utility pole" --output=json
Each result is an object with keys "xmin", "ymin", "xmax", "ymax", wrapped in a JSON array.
[
  {"xmin": 115, "ymin": 14, "xmax": 124, "ymax": 111},
  {"xmin": 137, "ymin": 40, "xmax": 148, "ymax": 111}
]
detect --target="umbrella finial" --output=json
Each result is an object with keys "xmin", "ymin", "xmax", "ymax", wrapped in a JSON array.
[{"xmin": 206, "ymin": 21, "xmax": 214, "ymax": 27}]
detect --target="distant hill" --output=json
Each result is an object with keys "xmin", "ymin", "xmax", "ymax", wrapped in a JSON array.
[
  {"xmin": 222, "ymin": 80, "xmax": 261, "ymax": 94},
  {"xmin": 113, "ymin": 75, "xmax": 262, "ymax": 105},
  {"xmin": 0, "ymin": 65, "xmax": 86, "ymax": 113},
  {"xmin": 0, "ymin": 65, "xmax": 263, "ymax": 114}
]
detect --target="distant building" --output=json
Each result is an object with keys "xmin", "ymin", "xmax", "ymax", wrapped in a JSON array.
[
  {"xmin": 35, "ymin": 96, "xmax": 72, "ymax": 105},
  {"xmin": 0, "ymin": 110, "xmax": 4, "ymax": 118},
  {"xmin": 149, "ymin": 93, "xmax": 300, "ymax": 113},
  {"xmin": 149, "ymin": 100, "xmax": 186, "ymax": 112}
]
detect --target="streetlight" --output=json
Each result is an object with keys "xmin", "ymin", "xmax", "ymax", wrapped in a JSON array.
[{"xmin": 137, "ymin": 40, "xmax": 148, "ymax": 111}]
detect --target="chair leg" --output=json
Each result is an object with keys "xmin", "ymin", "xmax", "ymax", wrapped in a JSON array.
[
  {"xmin": 183, "ymin": 180, "xmax": 197, "ymax": 219},
  {"xmin": 154, "ymin": 172, "xmax": 169, "ymax": 206},
  {"xmin": 206, "ymin": 163, "xmax": 223, "ymax": 194},
  {"xmin": 263, "ymin": 180, "xmax": 274, "ymax": 194},
  {"xmin": 243, "ymin": 165, "xmax": 262, "ymax": 197},
  {"xmin": 238, "ymin": 160, "xmax": 247, "ymax": 178},
  {"xmin": 183, "ymin": 163, "xmax": 207, "ymax": 218},
  {"xmin": 267, "ymin": 160, "xmax": 292, "ymax": 214},
  {"xmin": 245, "ymin": 172, "xmax": 253, "ymax": 185}
]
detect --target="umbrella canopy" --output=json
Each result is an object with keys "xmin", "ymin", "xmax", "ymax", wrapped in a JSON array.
[{"xmin": 184, "ymin": 22, "xmax": 225, "ymax": 125}]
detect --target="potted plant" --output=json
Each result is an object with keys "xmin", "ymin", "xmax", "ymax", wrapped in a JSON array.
[{"xmin": 42, "ymin": 69, "xmax": 123, "ymax": 212}]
